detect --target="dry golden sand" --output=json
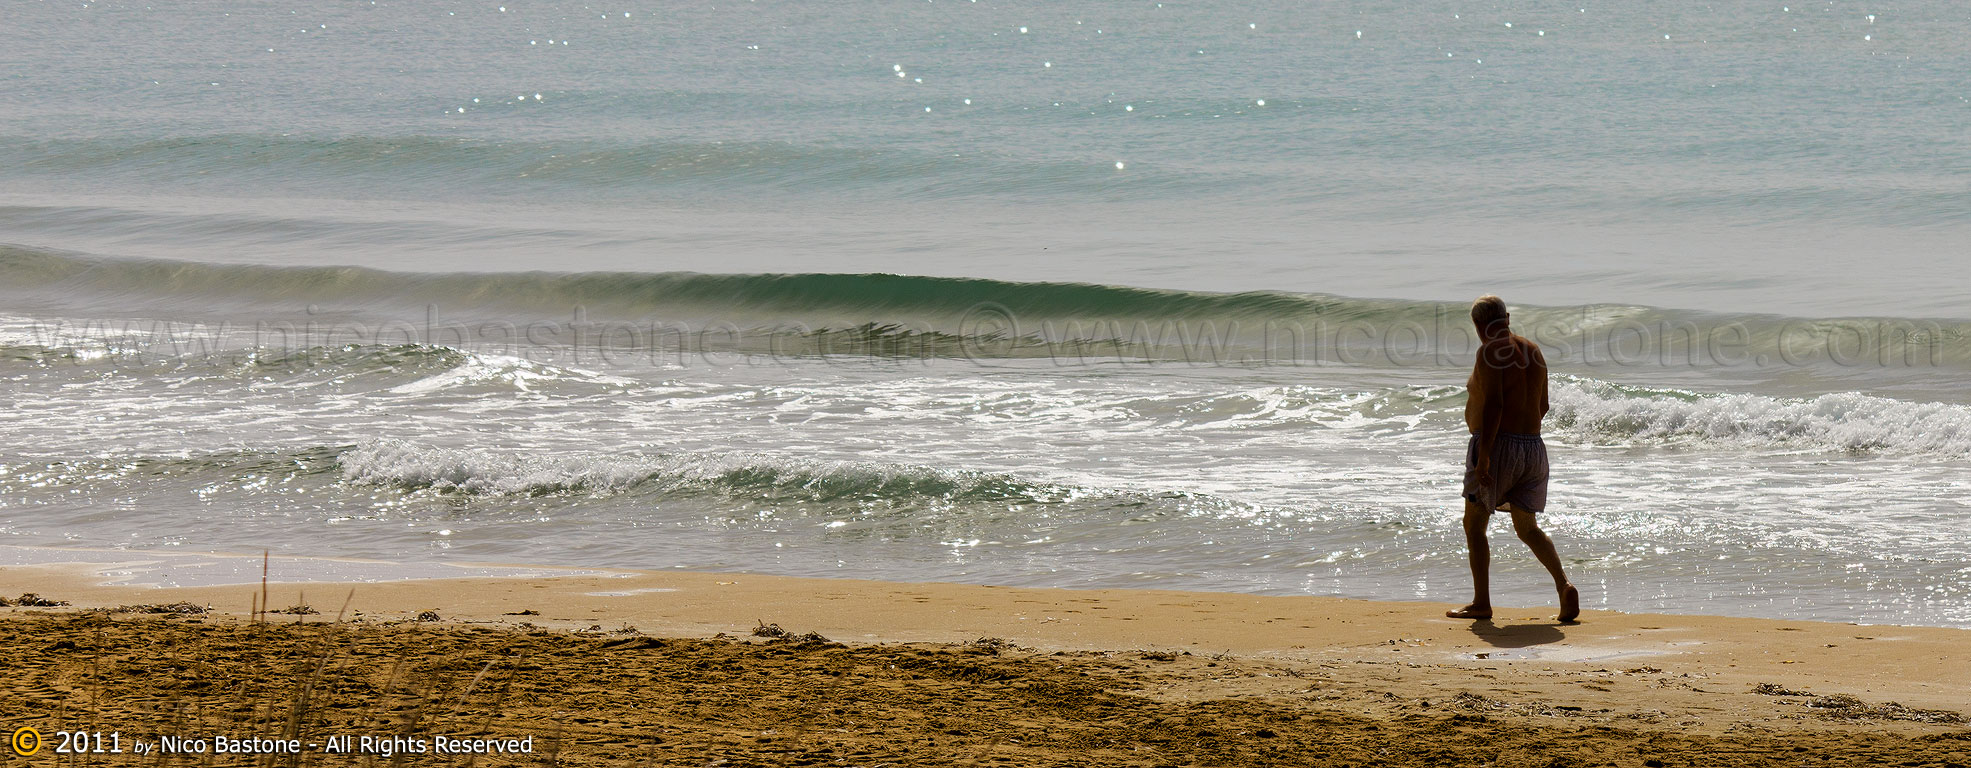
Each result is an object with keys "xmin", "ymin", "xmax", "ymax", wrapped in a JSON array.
[{"xmin": 2, "ymin": 559, "xmax": 1967, "ymax": 766}]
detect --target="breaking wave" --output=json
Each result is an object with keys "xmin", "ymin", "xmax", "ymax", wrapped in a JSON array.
[{"xmin": 1551, "ymin": 377, "xmax": 1971, "ymax": 455}]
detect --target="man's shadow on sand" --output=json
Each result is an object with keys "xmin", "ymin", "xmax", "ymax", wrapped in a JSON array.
[{"xmin": 1465, "ymin": 619, "xmax": 1566, "ymax": 649}]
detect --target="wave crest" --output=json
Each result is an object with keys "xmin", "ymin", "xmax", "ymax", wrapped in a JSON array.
[{"xmin": 7, "ymin": 248, "xmax": 1969, "ymax": 372}]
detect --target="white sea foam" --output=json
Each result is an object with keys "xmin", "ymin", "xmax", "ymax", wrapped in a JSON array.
[
  {"xmin": 388, "ymin": 353, "xmax": 637, "ymax": 394},
  {"xmin": 1552, "ymin": 378, "xmax": 1971, "ymax": 455},
  {"xmin": 334, "ymin": 439, "xmax": 1088, "ymax": 502}
]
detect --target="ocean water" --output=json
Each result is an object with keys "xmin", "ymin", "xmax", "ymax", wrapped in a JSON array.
[{"xmin": 2, "ymin": 1, "xmax": 1967, "ymax": 627}]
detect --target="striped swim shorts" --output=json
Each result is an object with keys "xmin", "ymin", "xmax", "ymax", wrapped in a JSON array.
[{"xmin": 1462, "ymin": 432, "xmax": 1549, "ymax": 513}]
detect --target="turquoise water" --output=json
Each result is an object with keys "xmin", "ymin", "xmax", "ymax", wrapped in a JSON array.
[{"xmin": 1, "ymin": 1, "xmax": 1967, "ymax": 626}]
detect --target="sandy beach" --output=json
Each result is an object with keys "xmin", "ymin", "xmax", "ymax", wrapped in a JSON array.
[
  {"xmin": 2, "ymin": 554, "xmax": 1966, "ymax": 766},
  {"xmin": 12, "ymin": 3, "xmax": 1971, "ymax": 766}
]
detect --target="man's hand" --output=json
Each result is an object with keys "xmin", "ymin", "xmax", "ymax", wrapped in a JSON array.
[{"xmin": 1474, "ymin": 456, "xmax": 1494, "ymax": 490}]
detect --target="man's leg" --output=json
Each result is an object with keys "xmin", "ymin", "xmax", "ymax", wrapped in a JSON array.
[
  {"xmin": 1446, "ymin": 500, "xmax": 1492, "ymax": 619},
  {"xmin": 1510, "ymin": 510, "xmax": 1580, "ymax": 622}
]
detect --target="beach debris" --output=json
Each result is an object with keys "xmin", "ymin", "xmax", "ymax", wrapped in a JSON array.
[
  {"xmin": 750, "ymin": 621, "xmax": 833, "ymax": 646},
  {"xmin": 275, "ymin": 604, "xmax": 319, "ymax": 615},
  {"xmin": 969, "ymin": 636, "xmax": 1017, "ymax": 654},
  {"xmin": 600, "ymin": 636, "xmax": 665, "ymax": 650},
  {"xmin": 503, "ymin": 608, "xmax": 541, "ymax": 616},
  {"xmin": 1447, "ymin": 691, "xmax": 1594, "ymax": 718},
  {"xmin": 1450, "ymin": 692, "xmax": 1508, "ymax": 711},
  {"xmin": 612, "ymin": 623, "xmax": 640, "ymax": 635},
  {"xmin": 13, "ymin": 593, "xmax": 69, "ymax": 607},
  {"xmin": 414, "ymin": 609, "xmax": 442, "ymax": 622},
  {"xmin": 1755, "ymin": 683, "xmax": 1964, "ymax": 722},
  {"xmin": 1803, "ymin": 694, "xmax": 1963, "ymax": 723},
  {"xmin": 86, "ymin": 602, "xmax": 212, "ymax": 615}
]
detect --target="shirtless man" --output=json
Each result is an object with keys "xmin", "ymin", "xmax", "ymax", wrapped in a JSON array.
[{"xmin": 1447, "ymin": 295, "xmax": 1580, "ymax": 623}]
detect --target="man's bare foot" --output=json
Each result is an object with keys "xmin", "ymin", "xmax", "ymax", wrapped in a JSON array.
[
  {"xmin": 1557, "ymin": 584, "xmax": 1580, "ymax": 623},
  {"xmin": 1445, "ymin": 604, "xmax": 1492, "ymax": 620}
]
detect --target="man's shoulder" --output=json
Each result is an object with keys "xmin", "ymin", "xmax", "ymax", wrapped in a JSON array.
[
  {"xmin": 1478, "ymin": 334, "xmax": 1543, "ymax": 370},
  {"xmin": 1478, "ymin": 334, "xmax": 1536, "ymax": 357},
  {"xmin": 1515, "ymin": 334, "xmax": 1548, "ymax": 363},
  {"xmin": 1506, "ymin": 333, "xmax": 1546, "ymax": 359}
]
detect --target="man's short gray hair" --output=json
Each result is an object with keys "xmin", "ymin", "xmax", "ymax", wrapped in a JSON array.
[{"xmin": 1471, "ymin": 295, "xmax": 1509, "ymax": 330}]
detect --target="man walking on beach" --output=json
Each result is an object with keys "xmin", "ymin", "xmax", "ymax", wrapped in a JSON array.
[{"xmin": 1447, "ymin": 295, "xmax": 1580, "ymax": 623}]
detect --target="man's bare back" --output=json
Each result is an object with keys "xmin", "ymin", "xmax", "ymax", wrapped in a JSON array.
[
  {"xmin": 1466, "ymin": 333, "xmax": 1549, "ymax": 441},
  {"xmin": 1449, "ymin": 296, "xmax": 1578, "ymax": 623}
]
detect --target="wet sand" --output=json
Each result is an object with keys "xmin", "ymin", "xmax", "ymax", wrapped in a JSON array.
[{"xmin": 2, "ymin": 556, "xmax": 1966, "ymax": 766}]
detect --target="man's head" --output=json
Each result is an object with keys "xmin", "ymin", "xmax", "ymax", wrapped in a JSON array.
[{"xmin": 1471, "ymin": 295, "xmax": 1510, "ymax": 339}]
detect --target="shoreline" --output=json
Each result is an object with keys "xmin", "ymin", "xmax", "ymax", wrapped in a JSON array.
[{"xmin": 4, "ymin": 543, "xmax": 1966, "ymax": 630}]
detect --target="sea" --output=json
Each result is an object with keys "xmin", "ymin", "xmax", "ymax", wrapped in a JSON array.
[{"xmin": 2, "ymin": 0, "xmax": 1966, "ymax": 627}]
